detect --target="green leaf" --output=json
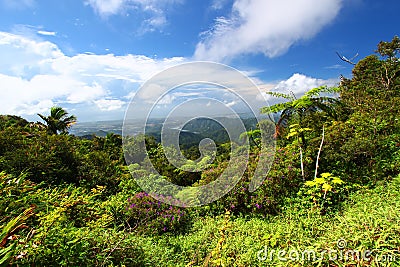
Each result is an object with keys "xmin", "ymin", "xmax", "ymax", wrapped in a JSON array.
[
  {"xmin": 332, "ymin": 177, "xmax": 344, "ymax": 184},
  {"xmin": 286, "ymin": 131, "xmax": 298, "ymax": 139},
  {"xmin": 320, "ymin": 173, "xmax": 332, "ymax": 178},
  {"xmin": 305, "ymin": 181, "xmax": 315, "ymax": 187},
  {"xmin": 0, "ymin": 243, "xmax": 16, "ymax": 266},
  {"xmin": 322, "ymin": 183, "xmax": 333, "ymax": 192}
]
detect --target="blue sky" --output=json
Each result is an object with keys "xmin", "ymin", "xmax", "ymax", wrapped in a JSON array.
[{"xmin": 0, "ymin": 0, "xmax": 398, "ymax": 121}]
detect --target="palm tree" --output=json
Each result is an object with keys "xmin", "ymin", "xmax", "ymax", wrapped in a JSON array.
[{"xmin": 38, "ymin": 106, "xmax": 77, "ymax": 135}]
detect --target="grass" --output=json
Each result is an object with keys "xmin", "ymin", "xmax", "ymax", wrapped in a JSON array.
[{"xmin": 136, "ymin": 175, "xmax": 400, "ymax": 266}]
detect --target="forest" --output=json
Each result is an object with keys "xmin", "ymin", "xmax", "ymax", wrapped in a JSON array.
[{"xmin": 0, "ymin": 37, "xmax": 400, "ymax": 266}]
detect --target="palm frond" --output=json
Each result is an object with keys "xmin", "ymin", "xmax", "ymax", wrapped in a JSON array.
[
  {"xmin": 266, "ymin": 92, "xmax": 294, "ymax": 100},
  {"xmin": 304, "ymin": 86, "xmax": 339, "ymax": 97},
  {"xmin": 261, "ymin": 102, "xmax": 292, "ymax": 114}
]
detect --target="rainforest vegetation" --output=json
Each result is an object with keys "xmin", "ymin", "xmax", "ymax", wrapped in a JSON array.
[{"xmin": 1, "ymin": 37, "xmax": 400, "ymax": 266}]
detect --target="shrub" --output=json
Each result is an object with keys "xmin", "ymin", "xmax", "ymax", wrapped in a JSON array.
[
  {"xmin": 196, "ymin": 144, "xmax": 305, "ymax": 216},
  {"xmin": 18, "ymin": 227, "xmax": 145, "ymax": 266},
  {"xmin": 126, "ymin": 192, "xmax": 190, "ymax": 235},
  {"xmin": 298, "ymin": 172, "xmax": 348, "ymax": 213}
]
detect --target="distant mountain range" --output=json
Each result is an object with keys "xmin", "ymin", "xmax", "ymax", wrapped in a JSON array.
[{"xmin": 70, "ymin": 114, "xmax": 275, "ymax": 145}]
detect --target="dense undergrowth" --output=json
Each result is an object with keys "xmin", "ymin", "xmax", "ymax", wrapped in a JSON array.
[{"xmin": 1, "ymin": 37, "xmax": 400, "ymax": 266}]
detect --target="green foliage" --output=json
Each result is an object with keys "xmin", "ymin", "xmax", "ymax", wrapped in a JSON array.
[
  {"xmin": 0, "ymin": 206, "xmax": 35, "ymax": 266},
  {"xmin": 134, "ymin": 175, "xmax": 400, "ymax": 266},
  {"xmin": 0, "ymin": 115, "xmax": 29, "ymax": 130},
  {"xmin": 205, "ymin": 210, "xmax": 234, "ymax": 267},
  {"xmin": 299, "ymin": 173, "xmax": 347, "ymax": 213},
  {"xmin": 261, "ymin": 86, "xmax": 340, "ymax": 139},
  {"xmin": 376, "ymin": 35, "xmax": 400, "ymax": 59},
  {"xmin": 0, "ymin": 172, "xmax": 37, "ymax": 218},
  {"xmin": 0, "ymin": 127, "xmax": 78, "ymax": 184},
  {"xmin": 239, "ymin": 129, "xmax": 262, "ymax": 148},
  {"xmin": 321, "ymin": 37, "xmax": 400, "ymax": 185},
  {"xmin": 76, "ymin": 150, "xmax": 121, "ymax": 193},
  {"xmin": 21, "ymin": 227, "xmax": 145, "ymax": 266},
  {"xmin": 2, "ymin": 181, "xmax": 144, "ymax": 266},
  {"xmin": 195, "ymin": 144, "xmax": 304, "ymax": 216},
  {"xmin": 286, "ymin": 124, "xmax": 312, "ymax": 141},
  {"xmin": 0, "ymin": 123, "xmax": 125, "ymax": 193}
]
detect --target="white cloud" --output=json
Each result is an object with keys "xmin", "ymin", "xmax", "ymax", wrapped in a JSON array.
[
  {"xmin": 37, "ymin": 30, "xmax": 56, "ymax": 36},
  {"xmin": 194, "ymin": 0, "xmax": 343, "ymax": 62},
  {"xmin": 0, "ymin": 31, "xmax": 340, "ymax": 121},
  {"xmin": 0, "ymin": 73, "xmax": 107, "ymax": 115},
  {"xmin": 0, "ymin": 32, "xmax": 62, "ymax": 68},
  {"xmin": 270, "ymin": 73, "xmax": 338, "ymax": 98},
  {"xmin": 140, "ymin": 15, "xmax": 167, "ymax": 34},
  {"xmin": 94, "ymin": 99, "xmax": 125, "ymax": 111},
  {"xmin": 0, "ymin": 31, "xmax": 186, "ymax": 121},
  {"xmin": 85, "ymin": 0, "xmax": 125, "ymax": 16}
]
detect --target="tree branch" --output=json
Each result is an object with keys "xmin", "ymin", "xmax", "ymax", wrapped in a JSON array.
[
  {"xmin": 314, "ymin": 125, "xmax": 325, "ymax": 179},
  {"xmin": 336, "ymin": 51, "xmax": 358, "ymax": 65}
]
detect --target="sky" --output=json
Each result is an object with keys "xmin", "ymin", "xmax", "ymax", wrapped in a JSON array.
[{"xmin": 0, "ymin": 0, "xmax": 399, "ymax": 122}]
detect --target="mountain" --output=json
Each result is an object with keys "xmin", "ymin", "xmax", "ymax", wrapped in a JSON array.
[{"xmin": 70, "ymin": 115, "xmax": 269, "ymax": 146}]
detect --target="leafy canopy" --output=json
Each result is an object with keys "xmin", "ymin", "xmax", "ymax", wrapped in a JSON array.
[{"xmin": 261, "ymin": 86, "xmax": 340, "ymax": 129}]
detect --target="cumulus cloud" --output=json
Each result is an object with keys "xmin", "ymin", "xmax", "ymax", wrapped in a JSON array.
[
  {"xmin": 0, "ymin": 31, "xmax": 185, "ymax": 120},
  {"xmin": 194, "ymin": 0, "xmax": 343, "ymax": 62},
  {"xmin": 269, "ymin": 73, "xmax": 338, "ymax": 98}
]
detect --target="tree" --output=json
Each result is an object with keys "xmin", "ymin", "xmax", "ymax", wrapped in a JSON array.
[
  {"xmin": 261, "ymin": 86, "xmax": 340, "ymax": 145},
  {"xmin": 322, "ymin": 36, "xmax": 400, "ymax": 184},
  {"xmin": 38, "ymin": 106, "xmax": 77, "ymax": 135},
  {"xmin": 376, "ymin": 35, "xmax": 400, "ymax": 60}
]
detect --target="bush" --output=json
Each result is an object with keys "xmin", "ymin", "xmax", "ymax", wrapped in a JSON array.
[
  {"xmin": 297, "ymin": 172, "xmax": 349, "ymax": 213},
  {"xmin": 195, "ymin": 144, "xmax": 305, "ymax": 216},
  {"xmin": 18, "ymin": 227, "xmax": 145, "ymax": 266},
  {"xmin": 127, "ymin": 192, "xmax": 191, "ymax": 235},
  {"xmin": 0, "ymin": 128, "xmax": 79, "ymax": 185}
]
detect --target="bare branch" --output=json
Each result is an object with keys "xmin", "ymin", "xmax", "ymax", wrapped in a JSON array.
[
  {"xmin": 336, "ymin": 51, "xmax": 358, "ymax": 65},
  {"xmin": 314, "ymin": 125, "xmax": 325, "ymax": 179}
]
